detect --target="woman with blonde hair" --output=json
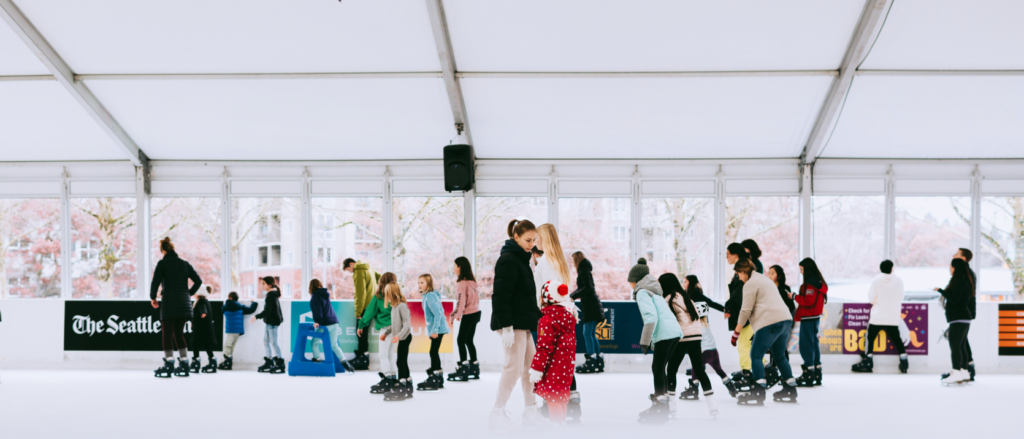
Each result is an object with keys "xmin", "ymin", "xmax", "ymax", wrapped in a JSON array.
[{"xmin": 534, "ymin": 224, "xmax": 571, "ymax": 306}]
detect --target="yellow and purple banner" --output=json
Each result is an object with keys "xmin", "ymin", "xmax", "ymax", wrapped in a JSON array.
[{"xmin": 818, "ymin": 302, "xmax": 928, "ymax": 355}]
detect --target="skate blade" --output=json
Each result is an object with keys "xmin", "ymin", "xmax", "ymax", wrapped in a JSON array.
[{"xmin": 773, "ymin": 398, "xmax": 798, "ymax": 403}]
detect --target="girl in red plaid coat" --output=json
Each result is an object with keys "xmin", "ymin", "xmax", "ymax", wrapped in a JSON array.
[{"xmin": 529, "ymin": 281, "xmax": 578, "ymax": 424}]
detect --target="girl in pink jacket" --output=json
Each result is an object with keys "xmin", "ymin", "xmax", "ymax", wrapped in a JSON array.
[{"xmin": 659, "ymin": 273, "xmax": 718, "ymax": 418}]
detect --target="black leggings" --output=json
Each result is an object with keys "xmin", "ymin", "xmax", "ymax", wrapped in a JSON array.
[
  {"xmin": 866, "ymin": 324, "xmax": 906, "ymax": 356},
  {"xmin": 429, "ymin": 334, "xmax": 444, "ymax": 371},
  {"xmin": 667, "ymin": 339, "xmax": 712, "ymax": 394},
  {"xmin": 191, "ymin": 347, "xmax": 214, "ymax": 360},
  {"xmin": 652, "ymin": 338, "xmax": 678, "ymax": 396},
  {"xmin": 161, "ymin": 318, "xmax": 188, "ymax": 357},
  {"xmin": 397, "ymin": 335, "xmax": 412, "ymax": 379},
  {"xmin": 457, "ymin": 311, "xmax": 480, "ymax": 363},
  {"xmin": 948, "ymin": 323, "xmax": 971, "ymax": 370},
  {"xmin": 356, "ymin": 318, "xmax": 370, "ymax": 356}
]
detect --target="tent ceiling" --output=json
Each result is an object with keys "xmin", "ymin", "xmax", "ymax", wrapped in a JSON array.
[
  {"xmin": 821, "ymin": 76, "xmax": 1024, "ymax": 159},
  {"xmin": 445, "ymin": 0, "xmax": 865, "ymax": 72},
  {"xmin": 0, "ymin": 14, "xmax": 47, "ymax": 75}
]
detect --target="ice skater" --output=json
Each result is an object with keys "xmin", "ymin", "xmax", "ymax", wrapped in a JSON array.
[
  {"xmin": 309, "ymin": 279, "xmax": 355, "ymax": 373},
  {"xmin": 853, "ymin": 260, "xmax": 908, "ymax": 374},
  {"xmin": 252, "ymin": 276, "xmax": 285, "ymax": 374},
  {"xmin": 794, "ymin": 258, "xmax": 827, "ymax": 387},
  {"xmin": 571, "ymin": 251, "xmax": 604, "ymax": 375},
  {"xmin": 190, "ymin": 286, "xmax": 217, "ymax": 373},
  {"xmin": 344, "ymin": 258, "xmax": 380, "ymax": 371},
  {"xmin": 659, "ymin": 273, "xmax": 718, "ymax": 419},
  {"xmin": 723, "ymin": 242, "xmax": 754, "ymax": 392},
  {"xmin": 630, "ymin": 259, "xmax": 684, "ymax": 423},
  {"xmin": 680, "ymin": 275, "xmax": 733, "ymax": 393},
  {"xmin": 448, "ymin": 257, "xmax": 481, "ymax": 382},
  {"xmin": 218, "ymin": 291, "xmax": 257, "ymax": 371},
  {"xmin": 731, "ymin": 259, "xmax": 799, "ymax": 405},
  {"xmin": 938, "ymin": 249, "xmax": 977, "ymax": 382},
  {"xmin": 382, "ymin": 282, "xmax": 413, "ymax": 401},
  {"xmin": 938, "ymin": 258, "xmax": 975, "ymax": 386},
  {"xmin": 529, "ymin": 281, "xmax": 578, "ymax": 425},
  {"xmin": 417, "ymin": 274, "xmax": 449, "ymax": 391},
  {"xmin": 359, "ymin": 272, "xmax": 397, "ymax": 394},
  {"xmin": 150, "ymin": 237, "xmax": 203, "ymax": 378}
]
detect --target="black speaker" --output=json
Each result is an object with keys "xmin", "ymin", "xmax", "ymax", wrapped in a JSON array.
[{"xmin": 444, "ymin": 144, "xmax": 474, "ymax": 192}]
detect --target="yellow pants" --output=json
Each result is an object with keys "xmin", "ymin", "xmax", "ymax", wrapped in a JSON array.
[{"xmin": 737, "ymin": 325, "xmax": 754, "ymax": 371}]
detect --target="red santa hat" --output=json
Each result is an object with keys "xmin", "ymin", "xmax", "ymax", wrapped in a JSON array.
[{"xmin": 541, "ymin": 281, "xmax": 570, "ymax": 307}]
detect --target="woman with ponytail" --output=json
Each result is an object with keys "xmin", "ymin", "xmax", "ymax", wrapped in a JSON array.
[
  {"xmin": 659, "ymin": 273, "xmax": 718, "ymax": 418},
  {"xmin": 938, "ymin": 258, "xmax": 975, "ymax": 385},
  {"xmin": 150, "ymin": 237, "xmax": 203, "ymax": 378}
]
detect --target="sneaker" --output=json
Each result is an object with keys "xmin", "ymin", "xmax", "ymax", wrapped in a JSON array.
[{"xmin": 488, "ymin": 407, "xmax": 515, "ymax": 431}]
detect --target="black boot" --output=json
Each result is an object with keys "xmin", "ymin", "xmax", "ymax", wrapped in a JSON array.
[
  {"xmin": 418, "ymin": 370, "xmax": 441, "ymax": 391},
  {"xmin": 678, "ymin": 380, "xmax": 700, "ymax": 400},
  {"xmin": 575, "ymin": 355, "xmax": 594, "ymax": 374},
  {"xmin": 257, "ymin": 357, "xmax": 274, "ymax": 373},
  {"xmin": 434, "ymin": 370, "xmax": 445, "ymax": 389},
  {"xmin": 202, "ymin": 357, "xmax": 218, "ymax": 373},
  {"xmin": 795, "ymin": 366, "xmax": 815, "ymax": 387},
  {"xmin": 736, "ymin": 383, "xmax": 766, "ymax": 406},
  {"xmin": 764, "ymin": 364, "xmax": 781, "ymax": 389},
  {"xmin": 370, "ymin": 373, "xmax": 392, "ymax": 394},
  {"xmin": 772, "ymin": 382, "xmax": 798, "ymax": 403},
  {"xmin": 383, "ymin": 378, "xmax": 408, "ymax": 402},
  {"xmin": 899, "ymin": 357, "xmax": 909, "ymax": 374},
  {"xmin": 154, "ymin": 358, "xmax": 174, "ymax": 378},
  {"xmin": 638, "ymin": 394, "xmax": 671, "ymax": 424},
  {"xmin": 814, "ymin": 366, "xmax": 823, "ymax": 386},
  {"xmin": 967, "ymin": 362, "xmax": 975, "ymax": 381},
  {"xmin": 217, "ymin": 356, "xmax": 233, "ymax": 370},
  {"xmin": 467, "ymin": 361, "xmax": 480, "ymax": 380},
  {"xmin": 852, "ymin": 356, "xmax": 873, "ymax": 373},
  {"xmin": 350, "ymin": 353, "xmax": 370, "ymax": 371},
  {"xmin": 404, "ymin": 378, "xmax": 414, "ymax": 399},
  {"xmin": 448, "ymin": 362, "xmax": 469, "ymax": 381},
  {"xmin": 596, "ymin": 353, "xmax": 605, "ymax": 373},
  {"xmin": 173, "ymin": 358, "xmax": 190, "ymax": 377},
  {"xmin": 270, "ymin": 357, "xmax": 286, "ymax": 374},
  {"xmin": 189, "ymin": 357, "xmax": 202, "ymax": 374}
]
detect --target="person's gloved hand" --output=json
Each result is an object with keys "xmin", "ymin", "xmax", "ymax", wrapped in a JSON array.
[
  {"xmin": 731, "ymin": 331, "xmax": 740, "ymax": 347},
  {"xmin": 640, "ymin": 344, "xmax": 650, "ymax": 355},
  {"xmin": 501, "ymin": 327, "xmax": 515, "ymax": 348},
  {"xmin": 529, "ymin": 368, "xmax": 544, "ymax": 383}
]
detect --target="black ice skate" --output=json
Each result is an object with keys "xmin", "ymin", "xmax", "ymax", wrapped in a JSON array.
[
  {"xmin": 154, "ymin": 359, "xmax": 174, "ymax": 378},
  {"xmin": 724, "ymin": 378, "xmax": 739, "ymax": 398},
  {"xmin": 370, "ymin": 373, "xmax": 392, "ymax": 394},
  {"xmin": 201, "ymin": 358, "xmax": 218, "ymax": 373},
  {"xmin": 732, "ymin": 370, "xmax": 755, "ymax": 393},
  {"xmin": 173, "ymin": 358, "xmax": 190, "ymax": 377},
  {"xmin": 736, "ymin": 384, "xmax": 766, "ymax": 406},
  {"xmin": 567, "ymin": 400, "xmax": 582, "ymax": 424},
  {"xmin": 418, "ymin": 370, "xmax": 441, "ymax": 391},
  {"xmin": 967, "ymin": 362, "xmax": 976, "ymax": 381},
  {"xmin": 403, "ymin": 379, "xmax": 414, "ymax": 399},
  {"xmin": 679, "ymin": 380, "xmax": 700, "ymax": 400},
  {"xmin": 795, "ymin": 366, "xmax": 815, "ymax": 387},
  {"xmin": 899, "ymin": 357, "xmax": 909, "ymax": 374},
  {"xmin": 189, "ymin": 357, "xmax": 201, "ymax": 374},
  {"xmin": 350, "ymin": 353, "xmax": 370, "ymax": 371},
  {"xmin": 270, "ymin": 357, "xmax": 286, "ymax": 374},
  {"xmin": 638, "ymin": 394, "xmax": 671, "ymax": 424},
  {"xmin": 814, "ymin": 366, "xmax": 823, "ymax": 386},
  {"xmin": 576, "ymin": 355, "xmax": 599, "ymax": 374},
  {"xmin": 773, "ymin": 382, "xmax": 798, "ymax": 403},
  {"xmin": 851, "ymin": 357, "xmax": 873, "ymax": 373},
  {"xmin": 764, "ymin": 364, "xmax": 781, "ymax": 388},
  {"xmin": 217, "ymin": 356, "xmax": 233, "ymax": 370},
  {"xmin": 447, "ymin": 362, "xmax": 469, "ymax": 381},
  {"xmin": 383, "ymin": 379, "xmax": 407, "ymax": 402},
  {"xmin": 595, "ymin": 353, "xmax": 605, "ymax": 373},
  {"xmin": 467, "ymin": 361, "xmax": 481, "ymax": 379},
  {"xmin": 257, "ymin": 357, "xmax": 274, "ymax": 373}
]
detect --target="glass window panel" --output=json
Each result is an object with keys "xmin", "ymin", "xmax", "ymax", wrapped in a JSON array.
[
  {"xmin": 231, "ymin": 198, "xmax": 301, "ymax": 300},
  {"xmin": 393, "ymin": 197, "xmax": 464, "ymax": 299},
  {"xmin": 979, "ymin": 197, "xmax": 1024, "ymax": 300},
  {"xmin": 812, "ymin": 196, "xmax": 885, "ymax": 301},
  {"xmin": 725, "ymin": 196, "xmax": 799, "ymax": 287},
  {"xmin": 895, "ymin": 197, "xmax": 971, "ymax": 293},
  {"xmin": 559, "ymin": 198, "xmax": 632, "ymax": 300},
  {"xmin": 151, "ymin": 198, "xmax": 221, "ymax": 298},
  {"xmin": 1, "ymin": 198, "xmax": 61, "ymax": 298},
  {"xmin": 311, "ymin": 197, "xmax": 384, "ymax": 300},
  {"xmin": 71, "ymin": 197, "xmax": 137, "ymax": 298},
  {"xmin": 641, "ymin": 198, "xmax": 716, "ymax": 296},
  {"xmin": 475, "ymin": 197, "xmax": 548, "ymax": 298}
]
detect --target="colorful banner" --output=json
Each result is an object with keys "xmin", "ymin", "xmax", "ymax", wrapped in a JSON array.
[
  {"xmin": 573, "ymin": 301, "xmax": 644, "ymax": 354},
  {"xmin": 290, "ymin": 300, "xmax": 453, "ymax": 355},
  {"xmin": 819, "ymin": 302, "xmax": 928, "ymax": 355},
  {"xmin": 998, "ymin": 304, "xmax": 1024, "ymax": 356},
  {"xmin": 64, "ymin": 300, "xmax": 224, "ymax": 351}
]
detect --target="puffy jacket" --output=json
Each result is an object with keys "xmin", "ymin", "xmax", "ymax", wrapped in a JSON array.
[
  {"xmin": 223, "ymin": 299, "xmax": 258, "ymax": 335},
  {"xmin": 634, "ymin": 274, "xmax": 683, "ymax": 346},
  {"xmin": 490, "ymin": 239, "xmax": 542, "ymax": 331},
  {"xmin": 530, "ymin": 305, "xmax": 577, "ymax": 404},
  {"xmin": 310, "ymin": 288, "xmax": 339, "ymax": 326},
  {"xmin": 570, "ymin": 258, "xmax": 604, "ymax": 323},
  {"xmin": 191, "ymin": 297, "xmax": 216, "ymax": 349},
  {"xmin": 724, "ymin": 274, "xmax": 745, "ymax": 331},
  {"xmin": 735, "ymin": 271, "xmax": 793, "ymax": 333},
  {"xmin": 452, "ymin": 280, "xmax": 480, "ymax": 320},
  {"xmin": 667, "ymin": 293, "xmax": 703, "ymax": 341},
  {"xmin": 352, "ymin": 261, "xmax": 380, "ymax": 318},
  {"xmin": 255, "ymin": 288, "xmax": 284, "ymax": 326},
  {"xmin": 967, "ymin": 268, "xmax": 977, "ymax": 320},
  {"xmin": 150, "ymin": 252, "xmax": 203, "ymax": 320},
  {"xmin": 358, "ymin": 294, "xmax": 392, "ymax": 331},
  {"xmin": 794, "ymin": 278, "xmax": 828, "ymax": 322},
  {"xmin": 422, "ymin": 290, "xmax": 450, "ymax": 335},
  {"xmin": 939, "ymin": 280, "xmax": 974, "ymax": 323},
  {"xmin": 868, "ymin": 274, "xmax": 905, "ymax": 326}
]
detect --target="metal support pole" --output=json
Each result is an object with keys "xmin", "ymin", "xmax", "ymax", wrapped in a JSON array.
[
  {"xmin": 301, "ymin": 167, "xmax": 312, "ymax": 300},
  {"xmin": 971, "ymin": 166, "xmax": 982, "ymax": 284},
  {"xmin": 220, "ymin": 167, "xmax": 232, "ymax": 297},
  {"xmin": 60, "ymin": 167, "xmax": 72, "ymax": 299},
  {"xmin": 383, "ymin": 167, "xmax": 394, "ymax": 273},
  {"xmin": 135, "ymin": 165, "xmax": 151, "ymax": 298},
  {"xmin": 463, "ymin": 188, "xmax": 475, "ymax": 290},
  {"xmin": 799, "ymin": 164, "xmax": 813, "ymax": 261},
  {"xmin": 548, "ymin": 166, "xmax": 558, "ymax": 227},
  {"xmin": 714, "ymin": 166, "xmax": 725, "ymax": 300},
  {"xmin": 631, "ymin": 166, "xmax": 642, "ymax": 265},
  {"xmin": 884, "ymin": 166, "xmax": 896, "ymax": 261}
]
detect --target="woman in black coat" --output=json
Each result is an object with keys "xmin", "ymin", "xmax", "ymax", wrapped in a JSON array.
[
  {"xmin": 150, "ymin": 237, "xmax": 202, "ymax": 377},
  {"xmin": 570, "ymin": 252, "xmax": 604, "ymax": 373},
  {"xmin": 190, "ymin": 286, "xmax": 217, "ymax": 373},
  {"xmin": 938, "ymin": 258, "xmax": 975, "ymax": 385},
  {"xmin": 489, "ymin": 219, "xmax": 544, "ymax": 430}
]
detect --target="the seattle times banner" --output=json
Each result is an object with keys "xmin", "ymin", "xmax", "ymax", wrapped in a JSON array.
[
  {"xmin": 64, "ymin": 300, "xmax": 224, "ymax": 351},
  {"xmin": 290, "ymin": 300, "xmax": 453, "ymax": 355},
  {"xmin": 817, "ymin": 302, "xmax": 928, "ymax": 355}
]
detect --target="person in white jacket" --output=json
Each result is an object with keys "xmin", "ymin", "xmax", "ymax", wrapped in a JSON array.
[{"xmin": 852, "ymin": 260, "xmax": 909, "ymax": 374}]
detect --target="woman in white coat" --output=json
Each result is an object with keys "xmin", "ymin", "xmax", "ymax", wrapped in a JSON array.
[{"xmin": 852, "ymin": 260, "xmax": 908, "ymax": 373}]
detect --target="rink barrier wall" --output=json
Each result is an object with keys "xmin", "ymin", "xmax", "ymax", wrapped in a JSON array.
[{"xmin": 1, "ymin": 299, "xmax": 1023, "ymax": 374}]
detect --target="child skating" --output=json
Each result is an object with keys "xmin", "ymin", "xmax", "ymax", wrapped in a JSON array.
[
  {"xmin": 218, "ymin": 292, "xmax": 258, "ymax": 370},
  {"xmin": 629, "ymin": 259, "xmax": 684, "ymax": 424},
  {"xmin": 417, "ymin": 274, "xmax": 450, "ymax": 391},
  {"xmin": 381, "ymin": 282, "xmax": 413, "ymax": 401},
  {"xmin": 529, "ymin": 281, "xmax": 578, "ymax": 426}
]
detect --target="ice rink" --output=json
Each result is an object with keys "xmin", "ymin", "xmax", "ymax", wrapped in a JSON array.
[{"xmin": 1, "ymin": 369, "xmax": 1018, "ymax": 438}]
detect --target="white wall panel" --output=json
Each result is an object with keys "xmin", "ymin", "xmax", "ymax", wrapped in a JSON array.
[
  {"xmin": 150, "ymin": 180, "xmax": 221, "ymax": 196},
  {"xmin": 0, "ymin": 181, "xmax": 61, "ymax": 196},
  {"xmin": 310, "ymin": 180, "xmax": 384, "ymax": 196},
  {"xmin": 230, "ymin": 180, "xmax": 301, "ymax": 195},
  {"xmin": 894, "ymin": 179, "xmax": 971, "ymax": 195},
  {"xmin": 725, "ymin": 179, "xmax": 799, "ymax": 195},
  {"xmin": 813, "ymin": 178, "xmax": 885, "ymax": 195},
  {"xmin": 558, "ymin": 180, "xmax": 632, "ymax": 196},
  {"xmin": 391, "ymin": 179, "xmax": 449, "ymax": 196},
  {"xmin": 475, "ymin": 179, "xmax": 548, "ymax": 196},
  {"xmin": 640, "ymin": 180, "xmax": 715, "ymax": 196},
  {"xmin": 69, "ymin": 180, "xmax": 135, "ymax": 196},
  {"xmin": 981, "ymin": 179, "xmax": 1024, "ymax": 195}
]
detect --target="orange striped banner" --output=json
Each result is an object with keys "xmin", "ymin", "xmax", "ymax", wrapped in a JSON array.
[
  {"xmin": 999, "ymin": 311, "xmax": 1024, "ymax": 317},
  {"xmin": 999, "ymin": 341, "xmax": 1024, "ymax": 347},
  {"xmin": 999, "ymin": 326, "xmax": 1024, "ymax": 333},
  {"xmin": 999, "ymin": 333, "xmax": 1024, "ymax": 340},
  {"xmin": 999, "ymin": 318, "xmax": 1024, "ymax": 325}
]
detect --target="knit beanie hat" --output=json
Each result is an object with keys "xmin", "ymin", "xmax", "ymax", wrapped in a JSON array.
[
  {"xmin": 541, "ymin": 281, "xmax": 570, "ymax": 307},
  {"xmin": 627, "ymin": 258, "xmax": 649, "ymax": 283}
]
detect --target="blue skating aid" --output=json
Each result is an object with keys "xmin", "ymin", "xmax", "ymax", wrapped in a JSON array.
[{"xmin": 288, "ymin": 323, "xmax": 337, "ymax": 377}]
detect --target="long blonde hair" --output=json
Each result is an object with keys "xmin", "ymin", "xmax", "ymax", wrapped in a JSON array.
[
  {"xmin": 537, "ymin": 224, "xmax": 570, "ymax": 285},
  {"xmin": 383, "ymin": 282, "xmax": 407, "ymax": 307}
]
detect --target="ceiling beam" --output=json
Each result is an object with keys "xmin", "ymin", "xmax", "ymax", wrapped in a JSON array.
[
  {"xmin": 76, "ymin": 72, "xmax": 443, "ymax": 81},
  {"xmin": 457, "ymin": 70, "xmax": 837, "ymax": 79},
  {"xmin": 856, "ymin": 69, "xmax": 1024, "ymax": 77},
  {"xmin": 425, "ymin": 0, "xmax": 472, "ymax": 145},
  {"xmin": 0, "ymin": 0, "xmax": 146, "ymax": 167},
  {"xmin": 800, "ymin": 0, "xmax": 892, "ymax": 164}
]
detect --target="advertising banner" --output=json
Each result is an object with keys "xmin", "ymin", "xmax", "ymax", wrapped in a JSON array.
[
  {"xmin": 573, "ymin": 301, "xmax": 644, "ymax": 354},
  {"xmin": 64, "ymin": 300, "xmax": 224, "ymax": 351},
  {"xmin": 998, "ymin": 304, "xmax": 1024, "ymax": 356},
  {"xmin": 290, "ymin": 300, "xmax": 453, "ymax": 355},
  {"xmin": 818, "ymin": 302, "xmax": 928, "ymax": 355}
]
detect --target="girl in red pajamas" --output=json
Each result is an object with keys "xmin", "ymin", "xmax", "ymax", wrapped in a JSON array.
[{"xmin": 529, "ymin": 281, "xmax": 578, "ymax": 425}]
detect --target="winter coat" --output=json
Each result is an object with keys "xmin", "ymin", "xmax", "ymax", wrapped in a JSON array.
[
  {"xmin": 149, "ymin": 252, "xmax": 203, "ymax": 320},
  {"xmin": 570, "ymin": 258, "xmax": 604, "ymax": 323},
  {"xmin": 452, "ymin": 280, "xmax": 480, "ymax": 320},
  {"xmin": 688, "ymin": 289, "xmax": 723, "ymax": 351},
  {"xmin": 868, "ymin": 274, "xmax": 905, "ymax": 326},
  {"xmin": 534, "ymin": 255, "xmax": 567, "ymax": 308},
  {"xmin": 939, "ymin": 281, "xmax": 973, "ymax": 323},
  {"xmin": 223, "ymin": 299, "xmax": 258, "ymax": 335},
  {"xmin": 190, "ymin": 297, "xmax": 216, "ymax": 350},
  {"xmin": 309, "ymin": 288, "xmax": 339, "ymax": 326},
  {"xmin": 531, "ymin": 305, "xmax": 577, "ymax": 404},
  {"xmin": 634, "ymin": 274, "xmax": 683, "ymax": 347},
  {"xmin": 967, "ymin": 268, "xmax": 977, "ymax": 320},
  {"xmin": 422, "ymin": 290, "xmax": 450, "ymax": 336},
  {"xmin": 383, "ymin": 302, "xmax": 412, "ymax": 340},
  {"xmin": 778, "ymin": 285, "xmax": 796, "ymax": 317},
  {"xmin": 357, "ymin": 294, "xmax": 392, "ymax": 331},
  {"xmin": 667, "ymin": 293, "xmax": 703, "ymax": 341},
  {"xmin": 794, "ymin": 278, "xmax": 828, "ymax": 321},
  {"xmin": 735, "ymin": 271, "xmax": 792, "ymax": 333},
  {"xmin": 724, "ymin": 274, "xmax": 746, "ymax": 331},
  {"xmin": 352, "ymin": 261, "xmax": 380, "ymax": 318},
  {"xmin": 490, "ymin": 239, "xmax": 542, "ymax": 332},
  {"xmin": 255, "ymin": 288, "xmax": 284, "ymax": 326}
]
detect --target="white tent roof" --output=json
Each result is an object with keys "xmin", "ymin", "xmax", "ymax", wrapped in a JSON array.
[{"xmin": 1, "ymin": 0, "xmax": 1022, "ymax": 163}]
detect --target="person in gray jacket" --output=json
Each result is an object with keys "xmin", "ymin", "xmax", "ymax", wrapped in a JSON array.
[{"xmin": 381, "ymin": 282, "xmax": 413, "ymax": 402}]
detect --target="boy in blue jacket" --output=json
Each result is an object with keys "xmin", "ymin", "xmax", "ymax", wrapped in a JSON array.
[{"xmin": 218, "ymin": 292, "xmax": 258, "ymax": 370}]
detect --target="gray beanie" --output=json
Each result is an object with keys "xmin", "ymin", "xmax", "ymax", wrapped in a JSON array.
[{"xmin": 627, "ymin": 258, "xmax": 649, "ymax": 283}]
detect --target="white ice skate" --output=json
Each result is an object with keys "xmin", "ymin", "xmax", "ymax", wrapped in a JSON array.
[
  {"xmin": 488, "ymin": 407, "xmax": 515, "ymax": 431},
  {"xmin": 521, "ymin": 404, "xmax": 548, "ymax": 430},
  {"xmin": 705, "ymin": 393, "xmax": 719, "ymax": 419},
  {"xmin": 941, "ymin": 369, "xmax": 966, "ymax": 386}
]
